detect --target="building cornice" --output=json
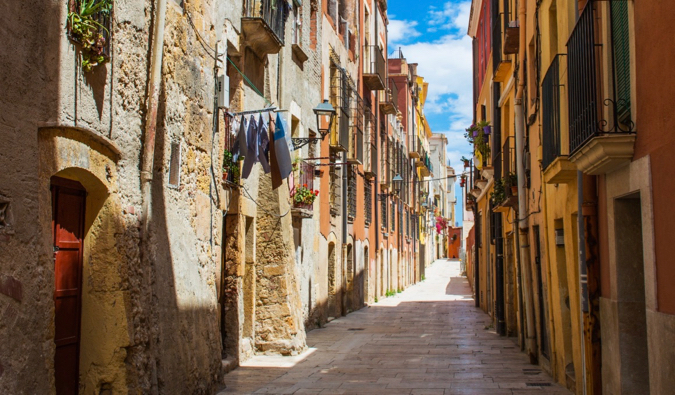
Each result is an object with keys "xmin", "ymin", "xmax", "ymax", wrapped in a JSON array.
[{"xmin": 467, "ymin": 0, "xmax": 484, "ymax": 38}]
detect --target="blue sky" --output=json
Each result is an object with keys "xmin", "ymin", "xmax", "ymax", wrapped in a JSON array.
[{"xmin": 387, "ymin": 0, "xmax": 473, "ymax": 224}]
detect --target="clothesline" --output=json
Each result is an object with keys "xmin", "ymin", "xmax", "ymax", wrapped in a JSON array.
[{"xmin": 227, "ymin": 107, "xmax": 288, "ymax": 117}]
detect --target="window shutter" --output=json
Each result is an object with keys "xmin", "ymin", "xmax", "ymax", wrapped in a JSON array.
[{"xmin": 612, "ymin": 1, "xmax": 631, "ymax": 123}]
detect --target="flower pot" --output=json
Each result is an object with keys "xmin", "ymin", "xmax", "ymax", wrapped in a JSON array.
[
  {"xmin": 293, "ymin": 202, "xmax": 313, "ymax": 211},
  {"xmin": 511, "ymin": 186, "xmax": 518, "ymax": 196},
  {"xmin": 222, "ymin": 170, "xmax": 229, "ymax": 181}
]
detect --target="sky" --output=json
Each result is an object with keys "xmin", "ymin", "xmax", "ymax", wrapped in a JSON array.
[{"xmin": 387, "ymin": 0, "xmax": 473, "ymax": 225}]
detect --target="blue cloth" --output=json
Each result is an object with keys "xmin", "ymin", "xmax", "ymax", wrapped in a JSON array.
[
  {"xmin": 258, "ymin": 113, "xmax": 271, "ymax": 174},
  {"xmin": 274, "ymin": 112, "xmax": 293, "ymax": 181}
]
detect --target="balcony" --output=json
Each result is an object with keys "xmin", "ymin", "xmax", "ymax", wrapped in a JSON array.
[
  {"xmin": 347, "ymin": 96, "xmax": 364, "ymax": 165},
  {"xmin": 363, "ymin": 45, "xmax": 386, "ymax": 91},
  {"xmin": 380, "ymin": 78, "xmax": 399, "ymax": 115},
  {"xmin": 241, "ymin": 0, "xmax": 288, "ymax": 57},
  {"xmin": 409, "ymin": 135, "xmax": 420, "ymax": 159},
  {"xmin": 542, "ymin": 54, "xmax": 577, "ymax": 184},
  {"xmin": 364, "ymin": 108, "xmax": 376, "ymax": 177},
  {"xmin": 492, "ymin": 14, "xmax": 512, "ymax": 83},
  {"xmin": 330, "ymin": 66, "xmax": 351, "ymax": 151},
  {"xmin": 291, "ymin": 161, "xmax": 316, "ymax": 218},
  {"xmin": 567, "ymin": 2, "xmax": 636, "ymax": 175}
]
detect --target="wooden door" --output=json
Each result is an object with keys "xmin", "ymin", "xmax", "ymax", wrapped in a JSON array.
[{"xmin": 51, "ymin": 177, "xmax": 86, "ymax": 395}]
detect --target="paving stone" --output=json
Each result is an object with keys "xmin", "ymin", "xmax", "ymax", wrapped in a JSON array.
[{"xmin": 218, "ymin": 260, "xmax": 570, "ymax": 394}]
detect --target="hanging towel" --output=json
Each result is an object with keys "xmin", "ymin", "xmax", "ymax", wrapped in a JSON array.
[
  {"xmin": 232, "ymin": 115, "xmax": 247, "ymax": 162},
  {"xmin": 274, "ymin": 112, "xmax": 293, "ymax": 180},
  {"xmin": 241, "ymin": 115, "xmax": 258, "ymax": 179},
  {"xmin": 258, "ymin": 113, "xmax": 271, "ymax": 174}
]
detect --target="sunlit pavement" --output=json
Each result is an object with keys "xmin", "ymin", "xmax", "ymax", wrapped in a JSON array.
[{"xmin": 218, "ymin": 259, "xmax": 570, "ymax": 394}]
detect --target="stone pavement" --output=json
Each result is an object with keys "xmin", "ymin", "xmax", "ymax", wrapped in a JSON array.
[{"xmin": 218, "ymin": 259, "xmax": 571, "ymax": 394}]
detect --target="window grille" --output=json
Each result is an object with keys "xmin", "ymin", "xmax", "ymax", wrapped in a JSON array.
[{"xmin": 348, "ymin": 165, "xmax": 357, "ymax": 220}]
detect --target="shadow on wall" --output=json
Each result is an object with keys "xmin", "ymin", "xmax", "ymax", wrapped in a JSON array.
[{"xmin": 149, "ymin": 78, "xmax": 221, "ymax": 394}]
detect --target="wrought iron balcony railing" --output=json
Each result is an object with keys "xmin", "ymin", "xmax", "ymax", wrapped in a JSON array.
[
  {"xmin": 567, "ymin": 1, "xmax": 635, "ymax": 155},
  {"xmin": 493, "ymin": 136, "xmax": 515, "ymax": 180},
  {"xmin": 348, "ymin": 95, "xmax": 364, "ymax": 164},
  {"xmin": 242, "ymin": 0, "xmax": 288, "ymax": 55},
  {"xmin": 363, "ymin": 45, "xmax": 386, "ymax": 90},
  {"xmin": 542, "ymin": 54, "xmax": 566, "ymax": 169}
]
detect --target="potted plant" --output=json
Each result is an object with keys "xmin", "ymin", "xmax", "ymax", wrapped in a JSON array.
[
  {"xmin": 464, "ymin": 121, "xmax": 491, "ymax": 165},
  {"xmin": 292, "ymin": 184, "xmax": 319, "ymax": 210},
  {"xmin": 461, "ymin": 156, "xmax": 471, "ymax": 169},
  {"xmin": 490, "ymin": 178, "xmax": 506, "ymax": 206},
  {"xmin": 505, "ymin": 172, "xmax": 518, "ymax": 196},
  {"xmin": 222, "ymin": 150, "xmax": 240, "ymax": 183},
  {"xmin": 67, "ymin": 0, "xmax": 113, "ymax": 73}
]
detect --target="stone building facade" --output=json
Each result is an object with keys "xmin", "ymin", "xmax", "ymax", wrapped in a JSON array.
[{"xmin": 0, "ymin": 0, "xmax": 441, "ymax": 393}]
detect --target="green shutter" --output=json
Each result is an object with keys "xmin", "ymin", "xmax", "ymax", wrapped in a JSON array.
[{"xmin": 611, "ymin": 1, "xmax": 631, "ymax": 123}]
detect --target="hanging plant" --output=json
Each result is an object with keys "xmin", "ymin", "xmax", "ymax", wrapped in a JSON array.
[
  {"xmin": 67, "ymin": 0, "xmax": 113, "ymax": 73},
  {"xmin": 465, "ymin": 120, "xmax": 491, "ymax": 163}
]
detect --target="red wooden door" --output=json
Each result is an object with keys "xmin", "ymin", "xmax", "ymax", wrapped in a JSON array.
[{"xmin": 51, "ymin": 177, "xmax": 86, "ymax": 395}]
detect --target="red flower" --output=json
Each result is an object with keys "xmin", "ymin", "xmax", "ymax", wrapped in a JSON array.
[
  {"xmin": 315, "ymin": 190, "xmax": 319, "ymax": 195},
  {"xmin": 303, "ymin": 184, "xmax": 308, "ymax": 188}
]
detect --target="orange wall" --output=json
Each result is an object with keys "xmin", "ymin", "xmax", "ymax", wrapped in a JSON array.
[{"xmin": 634, "ymin": 0, "xmax": 675, "ymax": 314}]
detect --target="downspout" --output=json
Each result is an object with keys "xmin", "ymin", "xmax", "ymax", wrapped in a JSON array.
[
  {"xmin": 140, "ymin": 0, "xmax": 167, "ymax": 393},
  {"xmin": 577, "ymin": 171, "xmax": 588, "ymax": 395},
  {"xmin": 514, "ymin": 0, "xmax": 537, "ymax": 360}
]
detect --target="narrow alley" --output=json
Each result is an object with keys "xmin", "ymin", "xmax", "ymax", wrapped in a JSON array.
[{"xmin": 218, "ymin": 260, "xmax": 570, "ymax": 394}]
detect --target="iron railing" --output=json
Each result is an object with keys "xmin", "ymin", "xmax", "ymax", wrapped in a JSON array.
[
  {"xmin": 491, "ymin": 0, "xmax": 502, "ymax": 74},
  {"xmin": 348, "ymin": 95, "xmax": 364, "ymax": 164},
  {"xmin": 295, "ymin": 160, "xmax": 315, "ymax": 191},
  {"xmin": 329, "ymin": 151, "xmax": 341, "ymax": 216},
  {"xmin": 348, "ymin": 165, "xmax": 357, "ymax": 220},
  {"xmin": 542, "ymin": 54, "xmax": 566, "ymax": 169},
  {"xmin": 364, "ymin": 179, "xmax": 372, "ymax": 225},
  {"xmin": 381, "ymin": 196, "xmax": 388, "ymax": 229},
  {"xmin": 364, "ymin": 107, "xmax": 376, "ymax": 174},
  {"xmin": 243, "ymin": 0, "xmax": 288, "ymax": 45},
  {"xmin": 567, "ymin": 2, "xmax": 635, "ymax": 155},
  {"xmin": 330, "ymin": 65, "xmax": 352, "ymax": 150},
  {"xmin": 363, "ymin": 45, "xmax": 386, "ymax": 90},
  {"xmin": 493, "ymin": 136, "xmax": 515, "ymax": 179}
]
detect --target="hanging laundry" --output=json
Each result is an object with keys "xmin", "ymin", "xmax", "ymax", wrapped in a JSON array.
[
  {"xmin": 258, "ymin": 113, "xmax": 271, "ymax": 174},
  {"xmin": 274, "ymin": 112, "xmax": 293, "ymax": 181},
  {"xmin": 232, "ymin": 115, "xmax": 248, "ymax": 162},
  {"xmin": 241, "ymin": 115, "xmax": 258, "ymax": 179}
]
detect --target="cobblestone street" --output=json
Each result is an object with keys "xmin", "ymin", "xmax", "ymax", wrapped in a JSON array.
[{"xmin": 219, "ymin": 260, "xmax": 570, "ymax": 394}]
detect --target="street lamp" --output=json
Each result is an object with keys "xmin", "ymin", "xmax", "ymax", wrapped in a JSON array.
[
  {"xmin": 291, "ymin": 100, "xmax": 337, "ymax": 150},
  {"xmin": 379, "ymin": 174, "xmax": 403, "ymax": 200},
  {"xmin": 314, "ymin": 99, "xmax": 336, "ymax": 139}
]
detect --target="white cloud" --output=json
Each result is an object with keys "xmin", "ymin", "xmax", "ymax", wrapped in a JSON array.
[
  {"xmin": 387, "ymin": 19, "xmax": 421, "ymax": 46},
  {"xmin": 428, "ymin": 1, "xmax": 471, "ymax": 34}
]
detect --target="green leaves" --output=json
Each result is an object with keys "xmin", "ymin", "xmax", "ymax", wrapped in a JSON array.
[{"xmin": 67, "ymin": 0, "xmax": 112, "ymax": 73}]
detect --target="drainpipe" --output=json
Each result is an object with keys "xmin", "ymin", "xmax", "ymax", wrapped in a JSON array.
[
  {"xmin": 577, "ymin": 171, "xmax": 588, "ymax": 395},
  {"xmin": 140, "ymin": 0, "xmax": 167, "ymax": 393},
  {"xmin": 514, "ymin": 0, "xmax": 537, "ymax": 361}
]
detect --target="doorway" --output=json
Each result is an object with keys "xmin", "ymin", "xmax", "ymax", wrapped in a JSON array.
[
  {"xmin": 51, "ymin": 177, "xmax": 86, "ymax": 394},
  {"xmin": 614, "ymin": 193, "xmax": 650, "ymax": 392}
]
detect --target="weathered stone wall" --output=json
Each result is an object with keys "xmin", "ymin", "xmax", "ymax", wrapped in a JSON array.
[{"xmin": 0, "ymin": 0, "xmax": 232, "ymax": 392}]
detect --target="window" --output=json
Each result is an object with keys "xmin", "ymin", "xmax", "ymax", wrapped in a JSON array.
[
  {"xmin": 328, "ymin": 0, "xmax": 338, "ymax": 26},
  {"xmin": 381, "ymin": 195, "xmax": 388, "ymax": 230},
  {"xmin": 292, "ymin": 2, "xmax": 302, "ymax": 46},
  {"xmin": 611, "ymin": 0, "xmax": 631, "ymax": 123},
  {"xmin": 169, "ymin": 141, "xmax": 181, "ymax": 187},
  {"xmin": 364, "ymin": 179, "xmax": 372, "ymax": 225},
  {"xmin": 329, "ymin": 151, "xmax": 340, "ymax": 216},
  {"xmin": 348, "ymin": 165, "xmax": 357, "ymax": 221}
]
